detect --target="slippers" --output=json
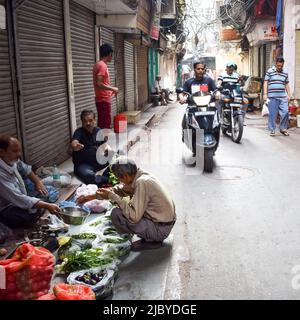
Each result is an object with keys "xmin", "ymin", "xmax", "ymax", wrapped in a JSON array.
[{"xmin": 280, "ymin": 130, "xmax": 289, "ymax": 136}]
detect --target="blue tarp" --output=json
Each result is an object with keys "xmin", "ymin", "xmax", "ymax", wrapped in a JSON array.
[{"xmin": 276, "ymin": 0, "xmax": 283, "ymax": 34}]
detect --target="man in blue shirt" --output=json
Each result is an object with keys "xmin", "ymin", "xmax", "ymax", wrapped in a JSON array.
[
  {"xmin": 263, "ymin": 57, "xmax": 291, "ymax": 136},
  {"xmin": 217, "ymin": 61, "xmax": 240, "ymax": 90},
  {"xmin": 179, "ymin": 61, "xmax": 217, "ymax": 133},
  {"xmin": 0, "ymin": 135, "xmax": 60, "ymax": 228},
  {"xmin": 71, "ymin": 110, "xmax": 113, "ymax": 185}
]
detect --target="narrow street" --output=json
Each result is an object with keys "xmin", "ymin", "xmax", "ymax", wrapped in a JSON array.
[{"xmin": 125, "ymin": 103, "xmax": 300, "ymax": 300}]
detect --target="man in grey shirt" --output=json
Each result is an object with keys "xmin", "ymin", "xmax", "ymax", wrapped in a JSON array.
[
  {"xmin": 0, "ymin": 134, "xmax": 60, "ymax": 228},
  {"xmin": 77, "ymin": 157, "xmax": 176, "ymax": 251}
]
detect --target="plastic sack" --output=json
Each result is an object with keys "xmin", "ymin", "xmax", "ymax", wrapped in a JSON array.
[
  {"xmin": 84, "ymin": 199, "xmax": 111, "ymax": 213},
  {"xmin": 261, "ymin": 101, "xmax": 269, "ymax": 117},
  {"xmin": 0, "ymin": 243, "xmax": 55, "ymax": 300},
  {"xmin": 53, "ymin": 283, "xmax": 96, "ymax": 300},
  {"xmin": 75, "ymin": 184, "xmax": 98, "ymax": 200},
  {"xmin": 24, "ymin": 179, "xmax": 59, "ymax": 203},
  {"xmin": 67, "ymin": 264, "xmax": 117, "ymax": 299}
]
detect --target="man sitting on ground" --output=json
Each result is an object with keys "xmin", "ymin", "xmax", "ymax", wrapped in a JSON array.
[
  {"xmin": 71, "ymin": 109, "xmax": 113, "ymax": 186},
  {"xmin": 77, "ymin": 157, "xmax": 176, "ymax": 251},
  {"xmin": 0, "ymin": 134, "xmax": 60, "ymax": 228},
  {"xmin": 154, "ymin": 75, "xmax": 173, "ymax": 105}
]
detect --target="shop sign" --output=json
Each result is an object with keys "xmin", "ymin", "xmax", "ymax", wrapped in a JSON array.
[{"xmin": 150, "ymin": 0, "xmax": 161, "ymax": 40}]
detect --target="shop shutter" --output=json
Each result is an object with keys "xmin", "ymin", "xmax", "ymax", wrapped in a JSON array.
[
  {"xmin": 115, "ymin": 33, "xmax": 125, "ymax": 113},
  {"xmin": 136, "ymin": 46, "xmax": 148, "ymax": 109},
  {"xmin": 16, "ymin": 0, "xmax": 70, "ymax": 167},
  {"xmin": 0, "ymin": 0, "xmax": 18, "ymax": 137},
  {"xmin": 295, "ymin": 31, "xmax": 300, "ymax": 98},
  {"xmin": 100, "ymin": 27, "xmax": 117, "ymax": 124},
  {"xmin": 70, "ymin": 1, "xmax": 96, "ymax": 126},
  {"xmin": 265, "ymin": 43, "xmax": 272, "ymax": 72},
  {"xmin": 124, "ymin": 41, "xmax": 135, "ymax": 111}
]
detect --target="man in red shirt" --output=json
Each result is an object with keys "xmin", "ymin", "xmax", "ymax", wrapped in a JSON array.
[{"xmin": 93, "ymin": 43, "xmax": 118, "ymax": 129}]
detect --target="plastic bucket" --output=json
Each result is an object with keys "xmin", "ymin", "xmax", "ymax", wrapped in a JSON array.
[
  {"xmin": 114, "ymin": 114, "xmax": 127, "ymax": 133},
  {"xmin": 297, "ymin": 115, "xmax": 300, "ymax": 128}
]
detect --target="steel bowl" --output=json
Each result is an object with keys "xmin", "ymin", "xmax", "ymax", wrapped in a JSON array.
[{"xmin": 58, "ymin": 207, "xmax": 90, "ymax": 225}]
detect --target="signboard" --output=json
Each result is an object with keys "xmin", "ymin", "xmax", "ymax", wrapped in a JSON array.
[
  {"xmin": 137, "ymin": 0, "xmax": 151, "ymax": 34},
  {"xmin": 247, "ymin": 20, "xmax": 278, "ymax": 45},
  {"xmin": 150, "ymin": 0, "xmax": 161, "ymax": 40}
]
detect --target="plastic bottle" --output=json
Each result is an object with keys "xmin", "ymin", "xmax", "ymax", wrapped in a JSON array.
[{"xmin": 52, "ymin": 164, "xmax": 61, "ymax": 187}]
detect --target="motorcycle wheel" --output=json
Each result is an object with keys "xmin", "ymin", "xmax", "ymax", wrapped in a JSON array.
[
  {"xmin": 231, "ymin": 114, "xmax": 244, "ymax": 143},
  {"xmin": 204, "ymin": 149, "xmax": 214, "ymax": 173}
]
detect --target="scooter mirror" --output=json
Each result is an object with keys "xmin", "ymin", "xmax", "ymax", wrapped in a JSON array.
[{"xmin": 176, "ymin": 87, "xmax": 184, "ymax": 94}]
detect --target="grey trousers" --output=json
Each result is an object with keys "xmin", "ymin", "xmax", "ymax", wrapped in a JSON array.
[{"xmin": 111, "ymin": 208, "xmax": 174, "ymax": 242}]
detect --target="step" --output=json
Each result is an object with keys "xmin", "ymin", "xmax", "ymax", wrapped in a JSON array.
[{"xmin": 123, "ymin": 110, "xmax": 141, "ymax": 124}]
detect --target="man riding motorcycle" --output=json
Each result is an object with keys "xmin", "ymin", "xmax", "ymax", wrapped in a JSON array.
[{"xmin": 179, "ymin": 61, "xmax": 218, "ymax": 130}]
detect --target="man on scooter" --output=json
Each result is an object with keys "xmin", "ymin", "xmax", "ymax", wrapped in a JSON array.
[{"xmin": 179, "ymin": 61, "xmax": 217, "ymax": 130}]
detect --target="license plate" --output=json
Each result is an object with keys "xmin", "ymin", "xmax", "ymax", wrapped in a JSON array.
[
  {"xmin": 194, "ymin": 111, "xmax": 215, "ymax": 116},
  {"xmin": 230, "ymin": 103, "xmax": 241, "ymax": 107}
]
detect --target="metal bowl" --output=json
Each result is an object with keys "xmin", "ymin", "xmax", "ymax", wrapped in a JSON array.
[{"xmin": 58, "ymin": 207, "xmax": 90, "ymax": 225}]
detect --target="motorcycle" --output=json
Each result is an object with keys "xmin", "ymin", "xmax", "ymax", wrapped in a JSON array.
[
  {"xmin": 177, "ymin": 87, "xmax": 220, "ymax": 172},
  {"xmin": 219, "ymin": 82, "xmax": 249, "ymax": 143}
]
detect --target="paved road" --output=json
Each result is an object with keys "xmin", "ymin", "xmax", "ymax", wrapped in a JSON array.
[{"xmin": 114, "ymin": 103, "xmax": 300, "ymax": 300}]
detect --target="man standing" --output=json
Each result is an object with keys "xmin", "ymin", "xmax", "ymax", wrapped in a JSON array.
[
  {"xmin": 93, "ymin": 43, "xmax": 118, "ymax": 129},
  {"xmin": 263, "ymin": 57, "xmax": 291, "ymax": 136},
  {"xmin": 71, "ymin": 110, "xmax": 113, "ymax": 186},
  {"xmin": 0, "ymin": 135, "xmax": 60, "ymax": 228}
]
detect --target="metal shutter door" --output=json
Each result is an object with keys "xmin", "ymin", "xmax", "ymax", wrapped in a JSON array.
[
  {"xmin": 16, "ymin": 0, "xmax": 70, "ymax": 167},
  {"xmin": 0, "ymin": 0, "xmax": 18, "ymax": 136},
  {"xmin": 295, "ymin": 31, "xmax": 300, "ymax": 98},
  {"xmin": 265, "ymin": 43, "xmax": 272, "ymax": 72},
  {"xmin": 124, "ymin": 41, "xmax": 135, "ymax": 111},
  {"xmin": 100, "ymin": 27, "xmax": 116, "ymax": 124},
  {"xmin": 115, "ymin": 33, "xmax": 125, "ymax": 113},
  {"xmin": 70, "ymin": 1, "xmax": 95, "ymax": 126},
  {"xmin": 136, "ymin": 46, "xmax": 148, "ymax": 109}
]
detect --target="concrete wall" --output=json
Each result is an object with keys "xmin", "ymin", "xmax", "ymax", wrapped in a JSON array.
[{"xmin": 283, "ymin": 0, "xmax": 296, "ymax": 97}]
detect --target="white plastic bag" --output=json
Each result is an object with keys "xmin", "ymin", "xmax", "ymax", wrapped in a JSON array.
[
  {"xmin": 261, "ymin": 100, "xmax": 269, "ymax": 117},
  {"xmin": 84, "ymin": 199, "xmax": 111, "ymax": 213}
]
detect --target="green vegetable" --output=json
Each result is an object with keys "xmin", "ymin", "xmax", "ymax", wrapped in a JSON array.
[
  {"xmin": 71, "ymin": 233, "xmax": 97, "ymax": 240},
  {"xmin": 108, "ymin": 170, "xmax": 118, "ymax": 186}
]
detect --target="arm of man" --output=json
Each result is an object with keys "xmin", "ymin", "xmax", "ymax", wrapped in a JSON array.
[
  {"xmin": 285, "ymin": 83, "xmax": 291, "ymax": 101},
  {"xmin": 97, "ymin": 75, "xmax": 118, "ymax": 95},
  {"xmin": 107, "ymin": 181, "xmax": 147, "ymax": 224},
  {"xmin": 263, "ymin": 80, "xmax": 268, "ymax": 101},
  {"xmin": 28, "ymin": 172, "xmax": 48, "ymax": 196}
]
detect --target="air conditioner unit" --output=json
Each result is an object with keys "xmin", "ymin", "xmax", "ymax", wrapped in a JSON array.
[{"xmin": 161, "ymin": 0, "xmax": 176, "ymax": 19}]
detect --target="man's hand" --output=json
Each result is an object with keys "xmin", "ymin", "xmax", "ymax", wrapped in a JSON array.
[
  {"xmin": 112, "ymin": 87, "xmax": 119, "ymax": 96},
  {"xmin": 35, "ymin": 180, "xmax": 48, "ymax": 196},
  {"xmin": 46, "ymin": 203, "xmax": 61, "ymax": 215},
  {"xmin": 287, "ymin": 95, "xmax": 291, "ymax": 102},
  {"xmin": 179, "ymin": 93, "xmax": 187, "ymax": 104},
  {"xmin": 72, "ymin": 141, "xmax": 84, "ymax": 151},
  {"xmin": 263, "ymin": 94, "xmax": 268, "ymax": 102},
  {"xmin": 96, "ymin": 188, "xmax": 110, "ymax": 200}
]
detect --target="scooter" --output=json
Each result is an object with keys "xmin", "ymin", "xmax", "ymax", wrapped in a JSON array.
[
  {"xmin": 177, "ymin": 88, "xmax": 220, "ymax": 172},
  {"xmin": 220, "ymin": 83, "xmax": 248, "ymax": 143}
]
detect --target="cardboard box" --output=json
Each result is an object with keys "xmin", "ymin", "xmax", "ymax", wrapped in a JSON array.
[{"xmin": 123, "ymin": 111, "xmax": 141, "ymax": 124}]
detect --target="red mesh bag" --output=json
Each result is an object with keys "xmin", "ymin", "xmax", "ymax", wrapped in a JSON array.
[{"xmin": 0, "ymin": 243, "xmax": 55, "ymax": 300}]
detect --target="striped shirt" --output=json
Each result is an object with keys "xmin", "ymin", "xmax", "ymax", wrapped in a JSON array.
[
  {"xmin": 264, "ymin": 66, "xmax": 289, "ymax": 99},
  {"xmin": 218, "ymin": 71, "xmax": 239, "ymax": 85}
]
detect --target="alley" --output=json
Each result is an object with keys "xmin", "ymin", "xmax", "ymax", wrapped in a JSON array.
[{"xmin": 123, "ymin": 103, "xmax": 300, "ymax": 300}]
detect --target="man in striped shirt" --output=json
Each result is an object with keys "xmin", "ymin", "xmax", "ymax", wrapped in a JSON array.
[
  {"xmin": 263, "ymin": 57, "xmax": 291, "ymax": 136},
  {"xmin": 217, "ymin": 62, "xmax": 240, "ymax": 90}
]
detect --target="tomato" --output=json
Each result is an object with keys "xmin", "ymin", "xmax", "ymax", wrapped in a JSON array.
[{"xmin": 53, "ymin": 283, "xmax": 96, "ymax": 300}]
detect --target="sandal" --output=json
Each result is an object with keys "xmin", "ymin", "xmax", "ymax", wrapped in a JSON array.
[{"xmin": 280, "ymin": 130, "xmax": 289, "ymax": 136}]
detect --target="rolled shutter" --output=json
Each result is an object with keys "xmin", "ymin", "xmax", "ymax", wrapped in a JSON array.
[
  {"xmin": 70, "ymin": 0, "xmax": 96, "ymax": 126},
  {"xmin": 115, "ymin": 33, "xmax": 125, "ymax": 113},
  {"xmin": 265, "ymin": 43, "xmax": 272, "ymax": 72},
  {"xmin": 0, "ymin": 0, "xmax": 18, "ymax": 136},
  {"xmin": 136, "ymin": 46, "xmax": 148, "ymax": 109},
  {"xmin": 16, "ymin": 0, "xmax": 70, "ymax": 167},
  {"xmin": 124, "ymin": 41, "xmax": 135, "ymax": 111},
  {"xmin": 100, "ymin": 27, "xmax": 116, "ymax": 124}
]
